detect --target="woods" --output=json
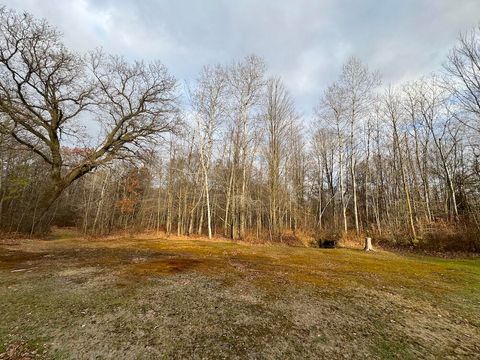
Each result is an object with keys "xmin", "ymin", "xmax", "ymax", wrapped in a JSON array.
[{"xmin": 1, "ymin": 7, "xmax": 480, "ymax": 251}]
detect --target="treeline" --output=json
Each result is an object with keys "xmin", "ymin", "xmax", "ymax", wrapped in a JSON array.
[{"xmin": 1, "ymin": 7, "xmax": 480, "ymax": 251}]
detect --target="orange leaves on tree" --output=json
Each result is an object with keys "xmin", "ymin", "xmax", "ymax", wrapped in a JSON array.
[
  {"xmin": 115, "ymin": 168, "xmax": 149, "ymax": 215},
  {"xmin": 116, "ymin": 198, "xmax": 137, "ymax": 214}
]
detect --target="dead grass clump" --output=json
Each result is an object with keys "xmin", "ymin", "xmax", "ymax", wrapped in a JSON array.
[
  {"xmin": 338, "ymin": 231, "xmax": 364, "ymax": 248},
  {"xmin": 373, "ymin": 221, "xmax": 480, "ymax": 253},
  {"xmin": 277, "ymin": 232, "xmax": 306, "ymax": 247},
  {"xmin": 239, "ymin": 230, "xmax": 306, "ymax": 247},
  {"xmin": 374, "ymin": 229, "xmax": 413, "ymax": 248},
  {"xmin": 420, "ymin": 222, "xmax": 480, "ymax": 252},
  {"xmin": 291, "ymin": 230, "xmax": 316, "ymax": 247}
]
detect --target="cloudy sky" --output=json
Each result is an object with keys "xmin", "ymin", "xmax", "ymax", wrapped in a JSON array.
[{"xmin": 4, "ymin": 0, "xmax": 480, "ymax": 114}]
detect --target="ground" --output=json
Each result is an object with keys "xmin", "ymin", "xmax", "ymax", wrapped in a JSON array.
[{"xmin": 0, "ymin": 231, "xmax": 479, "ymax": 359}]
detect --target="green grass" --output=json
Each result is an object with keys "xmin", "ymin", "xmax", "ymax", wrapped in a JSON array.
[{"xmin": 0, "ymin": 234, "xmax": 479, "ymax": 359}]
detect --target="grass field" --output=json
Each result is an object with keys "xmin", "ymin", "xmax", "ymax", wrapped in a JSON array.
[{"xmin": 0, "ymin": 231, "xmax": 479, "ymax": 359}]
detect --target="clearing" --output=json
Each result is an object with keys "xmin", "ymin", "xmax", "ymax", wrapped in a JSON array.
[{"xmin": 0, "ymin": 232, "xmax": 479, "ymax": 359}]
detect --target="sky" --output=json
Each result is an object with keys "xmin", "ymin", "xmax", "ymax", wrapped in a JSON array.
[{"xmin": 4, "ymin": 0, "xmax": 480, "ymax": 115}]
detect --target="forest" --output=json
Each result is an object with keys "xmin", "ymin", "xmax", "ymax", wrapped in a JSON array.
[{"xmin": 1, "ymin": 6, "xmax": 480, "ymax": 252}]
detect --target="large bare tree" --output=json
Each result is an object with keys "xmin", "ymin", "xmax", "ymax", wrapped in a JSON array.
[{"xmin": 0, "ymin": 8, "xmax": 178, "ymax": 232}]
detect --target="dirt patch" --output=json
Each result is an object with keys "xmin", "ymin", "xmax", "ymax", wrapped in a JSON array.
[
  {"xmin": 0, "ymin": 250, "xmax": 47, "ymax": 271},
  {"xmin": 130, "ymin": 257, "xmax": 204, "ymax": 275}
]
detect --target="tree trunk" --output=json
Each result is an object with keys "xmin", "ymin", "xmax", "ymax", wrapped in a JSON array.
[
  {"xmin": 31, "ymin": 181, "xmax": 66, "ymax": 234},
  {"xmin": 364, "ymin": 237, "xmax": 373, "ymax": 251}
]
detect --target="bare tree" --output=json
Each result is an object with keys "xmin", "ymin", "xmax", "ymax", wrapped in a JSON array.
[
  {"xmin": 225, "ymin": 55, "xmax": 266, "ymax": 239},
  {"xmin": 191, "ymin": 64, "xmax": 227, "ymax": 239},
  {"xmin": 383, "ymin": 87, "xmax": 417, "ymax": 243},
  {"xmin": 338, "ymin": 57, "xmax": 380, "ymax": 236},
  {"xmin": 416, "ymin": 77, "xmax": 459, "ymax": 222},
  {"xmin": 0, "ymin": 8, "xmax": 178, "ymax": 232},
  {"xmin": 444, "ymin": 25, "xmax": 480, "ymax": 133},
  {"xmin": 317, "ymin": 83, "xmax": 349, "ymax": 234},
  {"xmin": 263, "ymin": 76, "xmax": 295, "ymax": 239}
]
